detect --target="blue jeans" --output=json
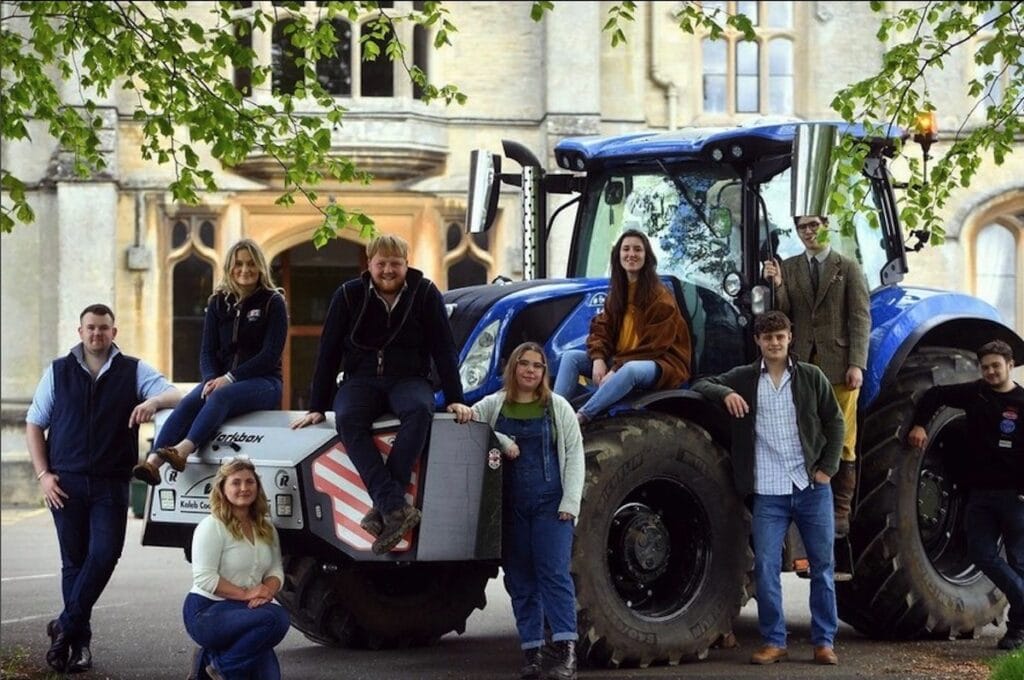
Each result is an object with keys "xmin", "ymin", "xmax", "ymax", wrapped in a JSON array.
[
  {"xmin": 965, "ymin": 489, "xmax": 1024, "ymax": 631},
  {"xmin": 183, "ymin": 593, "xmax": 291, "ymax": 680},
  {"xmin": 155, "ymin": 378, "xmax": 282, "ymax": 450},
  {"xmin": 50, "ymin": 473, "xmax": 129, "ymax": 644},
  {"xmin": 752, "ymin": 483, "xmax": 838, "ymax": 648},
  {"xmin": 552, "ymin": 350, "xmax": 659, "ymax": 420},
  {"xmin": 498, "ymin": 413, "xmax": 578, "ymax": 648},
  {"xmin": 334, "ymin": 375, "xmax": 434, "ymax": 514}
]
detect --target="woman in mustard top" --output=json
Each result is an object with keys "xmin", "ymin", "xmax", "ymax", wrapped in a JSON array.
[{"xmin": 553, "ymin": 229, "xmax": 692, "ymax": 423}]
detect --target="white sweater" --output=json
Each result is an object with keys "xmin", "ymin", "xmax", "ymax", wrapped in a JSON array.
[
  {"xmin": 470, "ymin": 391, "xmax": 585, "ymax": 518},
  {"xmin": 190, "ymin": 515, "xmax": 284, "ymax": 601}
]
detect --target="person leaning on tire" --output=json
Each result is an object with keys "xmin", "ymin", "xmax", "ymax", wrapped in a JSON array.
[
  {"xmin": 692, "ymin": 311, "xmax": 844, "ymax": 667},
  {"xmin": 907, "ymin": 339, "xmax": 1024, "ymax": 652}
]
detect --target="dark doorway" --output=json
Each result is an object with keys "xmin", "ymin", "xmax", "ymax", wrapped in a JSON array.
[{"xmin": 272, "ymin": 238, "xmax": 366, "ymax": 409}]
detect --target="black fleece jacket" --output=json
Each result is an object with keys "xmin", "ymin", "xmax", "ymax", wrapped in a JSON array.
[{"xmin": 308, "ymin": 268, "xmax": 464, "ymax": 413}]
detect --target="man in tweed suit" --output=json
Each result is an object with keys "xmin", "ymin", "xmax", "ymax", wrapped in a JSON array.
[{"xmin": 762, "ymin": 214, "xmax": 870, "ymax": 537}]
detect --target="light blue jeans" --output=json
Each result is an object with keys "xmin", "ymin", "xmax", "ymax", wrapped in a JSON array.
[
  {"xmin": 552, "ymin": 349, "xmax": 659, "ymax": 420},
  {"xmin": 752, "ymin": 483, "xmax": 838, "ymax": 648}
]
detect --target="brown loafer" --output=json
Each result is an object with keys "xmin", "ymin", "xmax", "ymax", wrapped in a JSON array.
[
  {"xmin": 156, "ymin": 446, "xmax": 188, "ymax": 472},
  {"xmin": 750, "ymin": 644, "xmax": 788, "ymax": 665},
  {"xmin": 132, "ymin": 461, "xmax": 161, "ymax": 486},
  {"xmin": 814, "ymin": 645, "xmax": 838, "ymax": 665}
]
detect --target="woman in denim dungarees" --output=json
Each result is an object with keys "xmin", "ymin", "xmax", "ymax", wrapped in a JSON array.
[{"xmin": 450, "ymin": 342, "xmax": 585, "ymax": 680}]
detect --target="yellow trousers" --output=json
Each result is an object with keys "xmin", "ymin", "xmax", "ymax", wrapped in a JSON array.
[{"xmin": 831, "ymin": 383, "xmax": 859, "ymax": 462}]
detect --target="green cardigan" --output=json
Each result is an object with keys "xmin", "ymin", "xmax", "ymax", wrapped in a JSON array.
[
  {"xmin": 691, "ymin": 360, "xmax": 844, "ymax": 497},
  {"xmin": 470, "ymin": 391, "xmax": 585, "ymax": 518}
]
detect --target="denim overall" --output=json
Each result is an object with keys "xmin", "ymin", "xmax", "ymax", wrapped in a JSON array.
[{"xmin": 497, "ymin": 409, "xmax": 578, "ymax": 649}]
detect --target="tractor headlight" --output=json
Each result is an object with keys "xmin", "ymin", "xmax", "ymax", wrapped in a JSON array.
[{"xmin": 460, "ymin": 319, "xmax": 501, "ymax": 392}]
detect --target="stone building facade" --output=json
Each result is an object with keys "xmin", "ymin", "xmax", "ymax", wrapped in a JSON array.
[{"xmin": 2, "ymin": 1, "xmax": 1021, "ymax": 499}]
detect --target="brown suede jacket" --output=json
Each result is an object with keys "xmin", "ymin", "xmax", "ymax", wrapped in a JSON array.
[{"xmin": 586, "ymin": 285, "xmax": 692, "ymax": 388}]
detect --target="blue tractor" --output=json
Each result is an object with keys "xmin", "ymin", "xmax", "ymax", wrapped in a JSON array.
[{"xmin": 453, "ymin": 121, "xmax": 1024, "ymax": 665}]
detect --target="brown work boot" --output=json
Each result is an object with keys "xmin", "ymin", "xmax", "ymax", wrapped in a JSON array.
[
  {"xmin": 832, "ymin": 461, "xmax": 856, "ymax": 537},
  {"xmin": 371, "ymin": 504, "xmax": 421, "ymax": 555},
  {"xmin": 750, "ymin": 645, "xmax": 788, "ymax": 665},
  {"xmin": 156, "ymin": 446, "xmax": 188, "ymax": 473},
  {"xmin": 814, "ymin": 645, "xmax": 838, "ymax": 665},
  {"xmin": 359, "ymin": 507, "xmax": 383, "ymax": 538}
]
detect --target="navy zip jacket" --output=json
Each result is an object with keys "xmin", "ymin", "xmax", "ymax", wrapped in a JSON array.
[
  {"xmin": 47, "ymin": 351, "xmax": 141, "ymax": 479},
  {"xmin": 692, "ymin": 359, "xmax": 844, "ymax": 497},
  {"xmin": 308, "ymin": 268, "xmax": 464, "ymax": 413},
  {"xmin": 200, "ymin": 288, "xmax": 288, "ymax": 383}
]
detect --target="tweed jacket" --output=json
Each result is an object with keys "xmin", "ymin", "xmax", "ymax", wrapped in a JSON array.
[
  {"xmin": 774, "ymin": 249, "xmax": 870, "ymax": 385},
  {"xmin": 586, "ymin": 284, "xmax": 692, "ymax": 388}
]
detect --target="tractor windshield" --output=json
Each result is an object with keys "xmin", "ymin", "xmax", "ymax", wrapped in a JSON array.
[
  {"xmin": 572, "ymin": 162, "xmax": 891, "ymax": 291},
  {"xmin": 572, "ymin": 163, "xmax": 744, "ymax": 294}
]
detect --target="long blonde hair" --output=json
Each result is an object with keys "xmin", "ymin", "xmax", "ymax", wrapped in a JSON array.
[
  {"xmin": 209, "ymin": 458, "xmax": 275, "ymax": 544},
  {"xmin": 216, "ymin": 239, "xmax": 279, "ymax": 301},
  {"xmin": 502, "ymin": 341, "xmax": 552, "ymax": 405}
]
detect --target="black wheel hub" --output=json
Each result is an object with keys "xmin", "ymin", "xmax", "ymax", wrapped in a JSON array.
[{"xmin": 605, "ymin": 479, "xmax": 711, "ymax": 621}]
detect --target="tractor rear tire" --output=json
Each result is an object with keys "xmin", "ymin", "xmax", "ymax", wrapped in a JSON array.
[
  {"xmin": 278, "ymin": 556, "xmax": 497, "ymax": 649},
  {"xmin": 572, "ymin": 413, "xmax": 751, "ymax": 667},
  {"xmin": 837, "ymin": 346, "xmax": 1005, "ymax": 638}
]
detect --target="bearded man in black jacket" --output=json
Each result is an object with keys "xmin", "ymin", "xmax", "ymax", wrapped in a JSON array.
[{"xmin": 292, "ymin": 234, "xmax": 465, "ymax": 555}]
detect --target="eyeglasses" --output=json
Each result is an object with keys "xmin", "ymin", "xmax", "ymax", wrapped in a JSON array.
[
  {"xmin": 516, "ymin": 360, "xmax": 546, "ymax": 371},
  {"xmin": 796, "ymin": 221, "xmax": 824, "ymax": 232}
]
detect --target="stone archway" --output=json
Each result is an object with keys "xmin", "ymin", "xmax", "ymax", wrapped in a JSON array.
[{"xmin": 270, "ymin": 238, "xmax": 367, "ymax": 410}]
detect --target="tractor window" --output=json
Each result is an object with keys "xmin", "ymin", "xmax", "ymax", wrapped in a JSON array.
[
  {"xmin": 759, "ymin": 167, "xmax": 889, "ymax": 289},
  {"xmin": 575, "ymin": 164, "xmax": 744, "ymax": 292},
  {"xmin": 573, "ymin": 164, "xmax": 747, "ymax": 375}
]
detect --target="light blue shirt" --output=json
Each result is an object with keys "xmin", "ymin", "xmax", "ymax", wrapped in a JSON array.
[
  {"xmin": 753, "ymin": 361, "xmax": 808, "ymax": 495},
  {"xmin": 26, "ymin": 343, "xmax": 174, "ymax": 429}
]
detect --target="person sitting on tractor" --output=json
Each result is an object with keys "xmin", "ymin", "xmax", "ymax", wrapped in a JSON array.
[
  {"xmin": 291, "ymin": 234, "xmax": 465, "ymax": 555},
  {"xmin": 553, "ymin": 229, "xmax": 692, "ymax": 424},
  {"xmin": 907, "ymin": 339, "xmax": 1024, "ymax": 651}
]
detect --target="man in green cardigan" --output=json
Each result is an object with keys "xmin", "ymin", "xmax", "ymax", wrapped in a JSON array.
[{"xmin": 692, "ymin": 311, "xmax": 844, "ymax": 666}]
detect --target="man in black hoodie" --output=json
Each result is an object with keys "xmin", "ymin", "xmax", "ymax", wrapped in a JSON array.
[
  {"xmin": 292, "ymin": 234, "xmax": 465, "ymax": 555},
  {"xmin": 908, "ymin": 340, "xmax": 1024, "ymax": 651}
]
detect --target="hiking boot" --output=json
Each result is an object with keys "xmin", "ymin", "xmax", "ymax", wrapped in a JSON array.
[
  {"xmin": 360, "ymin": 507, "xmax": 384, "ymax": 538},
  {"xmin": 156, "ymin": 446, "xmax": 188, "ymax": 472},
  {"xmin": 519, "ymin": 646, "xmax": 543, "ymax": 679},
  {"xmin": 132, "ymin": 461, "xmax": 161, "ymax": 486},
  {"xmin": 546, "ymin": 640, "xmax": 576, "ymax": 680},
  {"xmin": 371, "ymin": 504, "xmax": 421, "ymax": 555}
]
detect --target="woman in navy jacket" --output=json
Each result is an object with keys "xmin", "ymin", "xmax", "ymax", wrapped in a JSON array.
[{"xmin": 133, "ymin": 239, "xmax": 287, "ymax": 485}]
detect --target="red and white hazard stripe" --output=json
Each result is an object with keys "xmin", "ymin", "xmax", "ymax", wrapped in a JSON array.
[{"xmin": 311, "ymin": 434, "xmax": 420, "ymax": 552}]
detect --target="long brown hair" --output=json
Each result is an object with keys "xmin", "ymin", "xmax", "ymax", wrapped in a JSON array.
[
  {"xmin": 209, "ymin": 458, "xmax": 275, "ymax": 545},
  {"xmin": 605, "ymin": 229, "xmax": 665, "ymax": 333},
  {"xmin": 502, "ymin": 341, "xmax": 552, "ymax": 405},
  {"xmin": 216, "ymin": 238, "xmax": 280, "ymax": 301}
]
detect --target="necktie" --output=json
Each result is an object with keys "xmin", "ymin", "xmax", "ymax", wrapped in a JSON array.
[{"xmin": 810, "ymin": 258, "xmax": 820, "ymax": 294}]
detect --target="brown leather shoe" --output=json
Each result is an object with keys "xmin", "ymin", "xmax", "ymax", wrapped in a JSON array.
[
  {"xmin": 750, "ymin": 645, "xmax": 788, "ymax": 664},
  {"xmin": 156, "ymin": 446, "xmax": 188, "ymax": 472},
  {"xmin": 372, "ymin": 504, "xmax": 422, "ymax": 555},
  {"xmin": 132, "ymin": 461, "xmax": 161, "ymax": 486},
  {"xmin": 814, "ymin": 645, "xmax": 838, "ymax": 665}
]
